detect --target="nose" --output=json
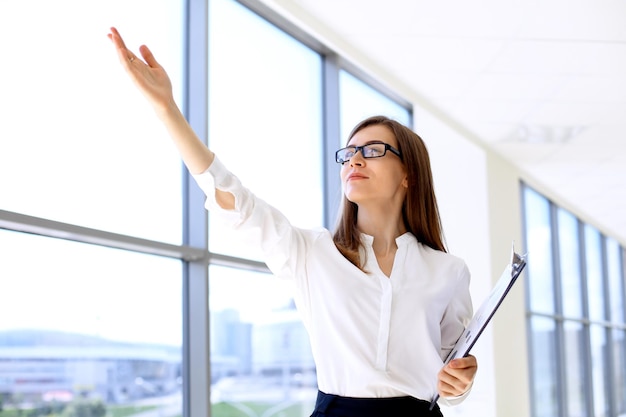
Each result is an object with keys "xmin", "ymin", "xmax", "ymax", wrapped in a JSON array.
[{"xmin": 349, "ymin": 148, "xmax": 366, "ymax": 166}]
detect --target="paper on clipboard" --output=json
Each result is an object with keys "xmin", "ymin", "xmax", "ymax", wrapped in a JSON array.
[{"xmin": 429, "ymin": 243, "xmax": 527, "ymax": 409}]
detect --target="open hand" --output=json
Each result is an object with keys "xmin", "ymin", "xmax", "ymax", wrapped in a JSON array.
[
  {"xmin": 107, "ymin": 27, "xmax": 175, "ymax": 114},
  {"xmin": 437, "ymin": 355, "xmax": 477, "ymax": 398}
]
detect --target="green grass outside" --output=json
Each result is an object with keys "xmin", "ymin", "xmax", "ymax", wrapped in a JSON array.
[
  {"xmin": 0, "ymin": 404, "xmax": 156, "ymax": 417},
  {"xmin": 107, "ymin": 405, "xmax": 156, "ymax": 417},
  {"xmin": 212, "ymin": 401, "xmax": 313, "ymax": 417},
  {"xmin": 0, "ymin": 401, "xmax": 312, "ymax": 417},
  {"xmin": 0, "ymin": 410, "xmax": 20, "ymax": 417}
]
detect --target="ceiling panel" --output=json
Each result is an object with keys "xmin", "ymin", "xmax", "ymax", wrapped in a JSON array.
[
  {"xmin": 523, "ymin": 101, "xmax": 614, "ymax": 126},
  {"xmin": 517, "ymin": 1, "xmax": 626, "ymax": 40},
  {"xmin": 461, "ymin": 73, "xmax": 565, "ymax": 101},
  {"xmin": 553, "ymin": 75, "xmax": 626, "ymax": 102}
]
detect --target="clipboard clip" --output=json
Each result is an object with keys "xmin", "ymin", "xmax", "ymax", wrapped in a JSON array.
[{"xmin": 511, "ymin": 242, "xmax": 527, "ymax": 274}]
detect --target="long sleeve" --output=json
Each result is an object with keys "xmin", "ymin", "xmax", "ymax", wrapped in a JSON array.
[
  {"xmin": 191, "ymin": 156, "xmax": 322, "ymax": 280},
  {"xmin": 439, "ymin": 262, "xmax": 473, "ymax": 361}
]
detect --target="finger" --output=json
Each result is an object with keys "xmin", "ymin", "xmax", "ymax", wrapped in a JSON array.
[
  {"xmin": 108, "ymin": 27, "xmax": 137, "ymax": 65},
  {"xmin": 438, "ymin": 384, "xmax": 452, "ymax": 397},
  {"xmin": 445, "ymin": 364, "xmax": 474, "ymax": 383},
  {"xmin": 109, "ymin": 27, "xmax": 130, "ymax": 51},
  {"xmin": 443, "ymin": 360, "xmax": 475, "ymax": 382},
  {"xmin": 437, "ymin": 370, "xmax": 463, "ymax": 397},
  {"xmin": 138, "ymin": 44, "xmax": 162, "ymax": 69},
  {"xmin": 438, "ymin": 370, "xmax": 470, "ymax": 397},
  {"xmin": 438, "ymin": 368, "xmax": 456, "ymax": 386},
  {"xmin": 438, "ymin": 379, "xmax": 459, "ymax": 398},
  {"xmin": 449, "ymin": 355, "xmax": 477, "ymax": 370}
]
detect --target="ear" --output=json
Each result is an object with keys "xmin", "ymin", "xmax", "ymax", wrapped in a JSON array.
[{"xmin": 402, "ymin": 175, "xmax": 408, "ymax": 188}]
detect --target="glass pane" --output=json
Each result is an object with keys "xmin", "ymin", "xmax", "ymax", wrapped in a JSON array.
[
  {"xmin": 529, "ymin": 316, "xmax": 559, "ymax": 417},
  {"xmin": 585, "ymin": 226, "xmax": 606, "ymax": 322},
  {"xmin": 0, "ymin": 0, "xmax": 184, "ymax": 244},
  {"xmin": 563, "ymin": 321, "xmax": 588, "ymax": 417},
  {"xmin": 0, "ymin": 229, "xmax": 182, "ymax": 416},
  {"xmin": 523, "ymin": 187, "xmax": 555, "ymax": 314},
  {"xmin": 207, "ymin": 0, "xmax": 323, "ymax": 261},
  {"xmin": 590, "ymin": 325, "xmax": 609, "ymax": 417},
  {"xmin": 558, "ymin": 209, "xmax": 583, "ymax": 318},
  {"xmin": 613, "ymin": 329, "xmax": 626, "ymax": 416},
  {"xmin": 606, "ymin": 238, "xmax": 625, "ymax": 324},
  {"xmin": 339, "ymin": 70, "xmax": 412, "ymax": 146},
  {"xmin": 209, "ymin": 265, "xmax": 316, "ymax": 416}
]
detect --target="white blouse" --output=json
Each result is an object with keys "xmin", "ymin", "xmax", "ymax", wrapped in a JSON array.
[{"xmin": 193, "ymin": 157, "xmax": 473, "ymax": 405}]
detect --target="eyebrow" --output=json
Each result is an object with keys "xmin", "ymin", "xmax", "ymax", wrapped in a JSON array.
[{"xmin": 345, "ymin": 140, "xmax": 386, "ymax": 147}]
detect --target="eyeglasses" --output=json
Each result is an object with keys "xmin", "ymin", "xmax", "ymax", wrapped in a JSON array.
[{"xmin": 335, "ymin": 142, "xmax": 402, "ymax": 164}]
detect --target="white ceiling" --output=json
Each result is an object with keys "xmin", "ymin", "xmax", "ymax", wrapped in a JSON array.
[{"xmin": 264, "ymin": 0, "xmax": 626, "ymax": 245}]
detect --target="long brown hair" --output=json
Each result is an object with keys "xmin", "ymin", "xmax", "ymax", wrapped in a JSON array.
[{"xmin": 332, "ymin": 115, "xmax": 446, "ymax": 269}]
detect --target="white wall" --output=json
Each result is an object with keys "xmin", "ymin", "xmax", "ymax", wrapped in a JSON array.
[
  {"xmin": 485, "ymin": 151, "xmax": 531, "ymax": 417},
  {"xmin": 414, "ymin": 107, "xmax": 497, "ymax": 417}
]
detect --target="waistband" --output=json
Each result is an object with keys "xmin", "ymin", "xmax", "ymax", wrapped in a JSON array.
[{"xmin": 313, "ymin": 390, "xmax": 443, "ymax": 417}]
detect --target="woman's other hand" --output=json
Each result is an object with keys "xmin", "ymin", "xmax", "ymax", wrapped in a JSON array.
[{"xmin": 437, "ymin": 355, "xmax": 477, "ymax": 398}]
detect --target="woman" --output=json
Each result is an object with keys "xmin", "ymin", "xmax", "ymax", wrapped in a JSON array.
[{"xmin": 108, "ymin": 27, "xmax": 477, "ymax": 417}]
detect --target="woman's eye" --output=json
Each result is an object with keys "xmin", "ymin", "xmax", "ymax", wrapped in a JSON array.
[{"xmin": 366, "ymin": 146, "xmax": 383, "ymax": 157}]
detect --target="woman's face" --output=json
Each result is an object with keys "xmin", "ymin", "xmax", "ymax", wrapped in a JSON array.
[{"xmin": 340, "ymin": 124, "xmax": 408, "ymax": 207}]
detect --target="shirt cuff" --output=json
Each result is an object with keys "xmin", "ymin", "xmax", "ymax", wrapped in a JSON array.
[{"xmin": 191, "ymin": 156, "xmax": 248, "ymax": 226}]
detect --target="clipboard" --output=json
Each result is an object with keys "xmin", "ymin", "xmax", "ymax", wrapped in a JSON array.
[{"xmin": 429, "ymin": 244, "xmax": 527, "ymax": 409}]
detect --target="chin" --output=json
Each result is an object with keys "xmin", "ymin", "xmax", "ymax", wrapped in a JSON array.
[{"xmin": 344, "ymin": 192, "xmax": 369, "ymax": 205}]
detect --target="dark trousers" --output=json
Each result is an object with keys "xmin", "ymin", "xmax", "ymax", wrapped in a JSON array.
[{"xmin": 310, "ymin": 390, "xmax": 444, "ymax": 417}]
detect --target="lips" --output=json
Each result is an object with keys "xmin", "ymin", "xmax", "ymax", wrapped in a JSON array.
[{"xmin": 347, "ymin": 172, "xmax": 368, "ymax": 181}]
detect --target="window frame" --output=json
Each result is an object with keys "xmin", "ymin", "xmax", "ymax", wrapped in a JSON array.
[{"xmin": 522, "ymin": 182, "xmax": 626, "ymax": 417}]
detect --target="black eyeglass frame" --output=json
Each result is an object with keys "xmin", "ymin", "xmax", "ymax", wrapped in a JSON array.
[{"xmin": 335, "ymin": 142, "xmax": 403, "ymax": 164}]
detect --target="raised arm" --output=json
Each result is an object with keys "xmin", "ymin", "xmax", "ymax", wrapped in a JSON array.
[{"xmin": 108, "ymin": 27, "xmax": 234, "ymax": 209}]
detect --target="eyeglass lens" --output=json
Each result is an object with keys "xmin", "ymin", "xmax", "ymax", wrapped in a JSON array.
[{"xmin": 336, "ymin": 144, "xmax": 387, "ymax": 163}]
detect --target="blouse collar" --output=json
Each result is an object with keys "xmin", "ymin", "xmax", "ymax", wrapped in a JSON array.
[{"xmin": 360, "ymin": 232, "xmax": 415, "ymax": 247}]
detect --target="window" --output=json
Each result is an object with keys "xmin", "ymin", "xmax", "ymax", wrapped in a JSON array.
[
  {"xmin": 206, "ymin": 0, "xmax": 321, "ymax": 414},
  {"xmin": 607, "ymin": 238, "xmax": 626, "ymax": 416},
  {"xmin": 208, "ymin": 266, "xmax": 315, "ymax": 416},
  {"xmin": 1, "ymin": 1, "xmax": 413, "ymax": 417},
  {"xmin": 523, "ymin": 184, "xmax": 626, "ymax": 417},
  {"xmin": 0, "ymin": 2, "xmax": 185, "ymax": 417},
  {"xmin": 557, "ymin": 209, "xmax": 587, "ymax": 416},
  {"xmin": 0, "ymin": 0, "xmax": 184, "ymax": 245},
  {"xmin": 207, "ymin": 0, "xmax": 323, "ymax": 262},
  {"xmin": 338, "ymin": 70, "xmax": 412, "ymax": 146},
  {"xmin": 0, "ymin": 230, "xmax": 183, "ymax": 417}
]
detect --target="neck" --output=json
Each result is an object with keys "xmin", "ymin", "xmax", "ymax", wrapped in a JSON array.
[{"xmin": 356, "ymin": 205, "xmax": 406, "ymax": 255}]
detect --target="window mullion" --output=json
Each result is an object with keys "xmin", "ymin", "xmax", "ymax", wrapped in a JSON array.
[
  {"xmin": 184, "ymin": 0, "xmax": 211, "ymax": 416},
  {"xmin": 578, "ymin": 220, "xmax": 595, "ymax": 417},
  {"xmin": 550, "ymin": 203, "xmax": 567, "ymax": 417},
  {"xmin": 322, "ymin": 54, "xmax": 341, "ymax": 230}
]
